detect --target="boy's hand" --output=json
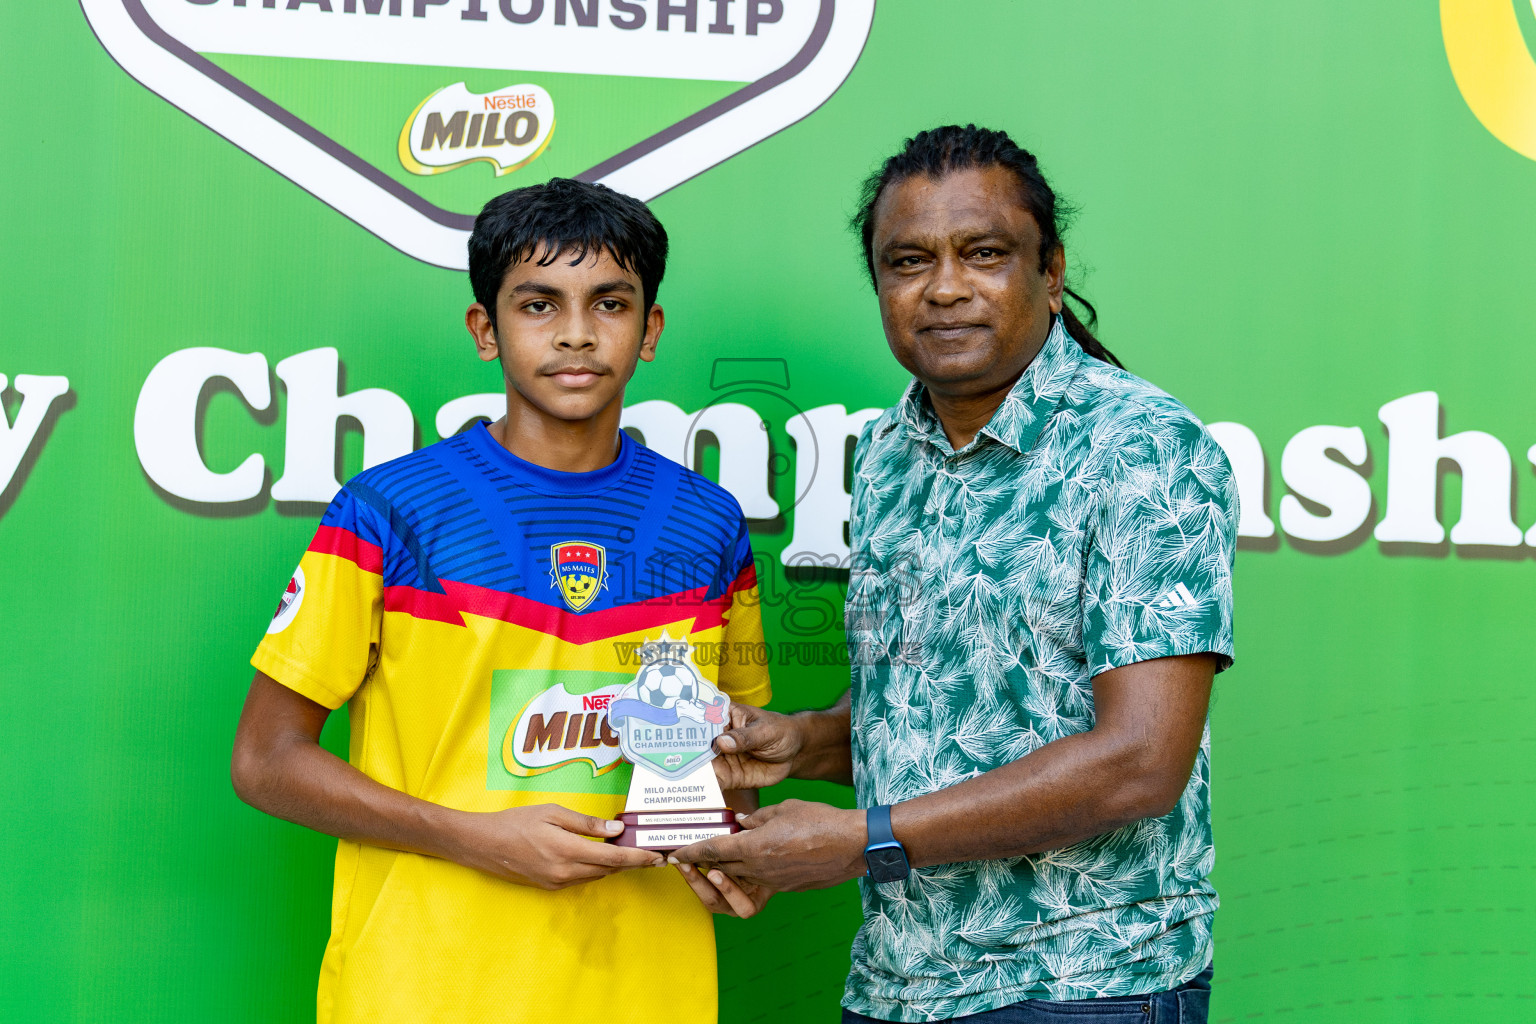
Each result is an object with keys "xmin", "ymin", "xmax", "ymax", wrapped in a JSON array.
[
  {"xmin": 672, "ymin": 862, "xmax": 774, "ymax": 918},
  {"xmin": 453, "ymin": 804, "xmax": 664, "ymax": 890}
]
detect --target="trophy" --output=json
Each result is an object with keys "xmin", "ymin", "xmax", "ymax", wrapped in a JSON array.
[{"xmin": 607, "ymin": 633, "xmax": 741, "ymax": 851}]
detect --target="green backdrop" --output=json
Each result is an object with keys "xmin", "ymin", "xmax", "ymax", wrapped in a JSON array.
[{"xmin": 3, "ymin": 3, "xmax": 1534, "ymax": 1022}]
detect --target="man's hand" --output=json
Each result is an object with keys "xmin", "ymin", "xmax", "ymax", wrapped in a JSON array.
[
  {"xmin": 711, "ymin": 704, "xmax": 805, "ymax": 791},
  {"xmin": 450, "ymin": 804, "xmax": 664, "ymax": 890},
  {"xmin": 670, "ymin": 799, "xmax": 866, "ymax": 892},
  {"xmin": 673, "ymin": 863, "xmax": 774, "ymax": 918}
]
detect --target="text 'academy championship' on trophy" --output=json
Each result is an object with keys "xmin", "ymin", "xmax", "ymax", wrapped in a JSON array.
[{"xmin": 607, "ymin": 634, "xmax": 740, "ymax": 851}]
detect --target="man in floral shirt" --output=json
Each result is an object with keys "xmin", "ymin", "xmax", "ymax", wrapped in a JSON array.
[{"xmin": 674, "ymin": 125, "xmax": 1237, "ymax": 1024}]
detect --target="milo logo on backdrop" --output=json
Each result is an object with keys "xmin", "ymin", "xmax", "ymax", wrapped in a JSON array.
[
  {"xmin": 401, "ymin": 83, "xmax": 554, "ymax": 176},
  {"xmin": 81, "ymin": 0, "xmax": 875, "ymax": 269}
]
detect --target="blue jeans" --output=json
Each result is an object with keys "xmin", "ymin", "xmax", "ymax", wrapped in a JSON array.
[{"xmin": 841, "ymin": 965, "xmax": 1213, "ymax": 1024}]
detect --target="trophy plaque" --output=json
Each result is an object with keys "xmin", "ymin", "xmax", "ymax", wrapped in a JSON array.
[{"xmin": 607, "ymin": 634, "xmax": 740, "ymax": 852}]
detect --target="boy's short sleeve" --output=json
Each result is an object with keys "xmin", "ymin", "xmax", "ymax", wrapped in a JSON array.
[
  {"xmin": 1082, "ymin": 413, "xmax": 1238, "ymax": 678},
  {"xmin": 251, "ymin": 488, "xmax": 386, "ymax": 709},
  {"xmin": 717, "ymin": 517, "xmax": 772, "ymax": 708}
]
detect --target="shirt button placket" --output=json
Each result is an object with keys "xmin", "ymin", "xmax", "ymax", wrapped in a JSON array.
[
  {"xmin": 937, "ymin": 462, "xmax": 963, "ymax": 533},
  {"xmin": 925, "ymin": 467, "xmax": 956, "ymax": 629},
  {"xmin": 921, "ymin": 479, "xmax": 942, "ymax": 537},
  {"xmin": 913, "ymin": 468, "xmax": 943, "ymax": 638}
]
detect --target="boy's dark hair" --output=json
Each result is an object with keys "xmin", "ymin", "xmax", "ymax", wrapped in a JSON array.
[
  {"xmin": 851, "ymin": 124, "xmax": 1122, "ymax": 368},
  {"xmin": 468, "ymin": 177, "xmax": 668, "ymax": 330}
]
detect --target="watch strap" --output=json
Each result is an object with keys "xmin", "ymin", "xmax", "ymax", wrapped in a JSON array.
[{"xmin": 866, "ymin": 803, "xmax": 897, "ymax": 847}]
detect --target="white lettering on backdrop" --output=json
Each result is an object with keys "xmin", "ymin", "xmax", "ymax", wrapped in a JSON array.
[
  {"xmin": 1279, "ymin": 425, "xmax": 1373, "ymax": 543},
  {"xmin": 133, "ymin": 348, "xmax": 270, "ymax": 502},
  {"xmin": 0, "ymin": 373, "xmax": 71, "ymax": 497},
  {"xmin": 110, "ymin": 347, "xmax": 1536, "ymax": 561}
]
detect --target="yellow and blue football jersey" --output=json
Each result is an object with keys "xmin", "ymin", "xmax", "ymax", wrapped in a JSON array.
[{"xmin": 253, "ymin": 424, "xmax": 770, "ymax": 1024}]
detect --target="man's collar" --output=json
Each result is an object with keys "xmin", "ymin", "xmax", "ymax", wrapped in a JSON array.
[{"xmin": 895, "ymin": 315, "xmax": 1083, "ymax": 456}]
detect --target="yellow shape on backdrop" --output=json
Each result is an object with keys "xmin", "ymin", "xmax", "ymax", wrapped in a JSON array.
[{"xmin": 1442, "ymin": 0, "xmax": 1536, "ymax": 160}]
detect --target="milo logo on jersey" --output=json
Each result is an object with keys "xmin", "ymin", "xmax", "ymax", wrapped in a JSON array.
[
  {"xmin": 489, "ymin": 670, "xmax": 634, "ymax": 792},
  {"xmin": 502, "ymin": 679, "xmax": 625, "ymax": 778},
  {"xmin": 84, "ymin": 0, "xmax": 875, "ymax": 269}
]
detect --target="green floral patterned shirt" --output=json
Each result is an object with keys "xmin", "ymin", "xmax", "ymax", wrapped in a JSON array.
[{"xmin": 842, "ymin": 317, "xmax": 1238, "ymax": 1021}]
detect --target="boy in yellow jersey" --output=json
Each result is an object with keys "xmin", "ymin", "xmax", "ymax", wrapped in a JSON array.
[{"xmin": 232, "ymin": 178, "xmax": 771, "ymax": 1024}]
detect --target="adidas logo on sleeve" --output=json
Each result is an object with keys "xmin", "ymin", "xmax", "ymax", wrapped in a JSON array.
[{"xmin": 1156, "ymin": 583, "xmax": 1200, "ymax": 610}]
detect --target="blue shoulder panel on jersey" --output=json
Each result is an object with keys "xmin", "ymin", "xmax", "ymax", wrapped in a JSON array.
[{"xmin": 324, "ymin": 425, "xmax": 753, "ymax": 611}]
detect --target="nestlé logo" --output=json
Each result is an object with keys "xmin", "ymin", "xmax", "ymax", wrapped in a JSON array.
[{"xmin": 400, "ymin": 83, "xmax": 555, "ymax": 176}]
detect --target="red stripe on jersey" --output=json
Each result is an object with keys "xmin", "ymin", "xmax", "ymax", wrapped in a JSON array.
[
  {"xmin": 382, "ymin": 585, "xmax": 464, "ymax": 625},
  {"xmin": 725, "ymin": 561, "xmax": 759, "ymax": 597},
  {"xmin": 380, "ymin": 579, "xmax": 733, "ymax": 642},
  {"xmin": 309, "ymin": 526, "xmax": 384, "ymax": 575}
]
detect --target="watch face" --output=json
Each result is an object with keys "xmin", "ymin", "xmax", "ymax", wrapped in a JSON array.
[{"xmin": 866, "ymin": 845, "xmax": 909, "ymax": 883}]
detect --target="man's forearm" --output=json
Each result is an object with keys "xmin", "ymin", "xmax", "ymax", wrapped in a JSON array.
[
  {"xmin": 890, "ymin": 727, "xmax": 1180, "ymax": 869},
  {"xmin": 675, "ymin": 656, "xmax": 1213, "ymax": 892},
  {"xmin": 889, "ymin": 656, "xmax": 1214, "ymax": 868},
  {"xmin": 678, "ymin": 728, "xmax": 1170, "ymax": 892},
  {"xmin": 789, "ymin": 690, "xmax": 854, "ymax": 785}
]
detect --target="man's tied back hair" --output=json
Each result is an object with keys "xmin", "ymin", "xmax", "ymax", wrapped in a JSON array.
[
  {"xmin": 851, "ymin": 124, "xmax": 1122, "ymax": 368},
  {"xmin": 469, "ymin": 177, "xmax": 668, "ymax": 329}
]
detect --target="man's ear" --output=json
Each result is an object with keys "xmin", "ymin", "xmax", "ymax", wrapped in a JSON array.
[
  {"xmin": 638, "ymin": 303, "xmax": 665, "ymax": 363},
  {"xmin": 466, "ymin": 303, "xmax": 500, "ymax": 363},
  {"xmin": 1046, "ymin": 245, "xmax": 1066, "ymax": 315}
]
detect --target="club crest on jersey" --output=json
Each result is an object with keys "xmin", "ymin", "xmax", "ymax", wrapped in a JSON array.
[{"xmin": 550, "ymin": 541, "xmax": 606, "ymax": 613}]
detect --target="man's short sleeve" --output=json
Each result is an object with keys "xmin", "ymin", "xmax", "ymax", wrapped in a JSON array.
[
  {"xmin": 1082, "ymin": 412, "xmax": 1238, "ymax": 677},
  {"xmin": 251, "ymin": 488, "xmax": 386, "ymax": 709},
  {"xmin": 717, "ymin": 517, "xmax": 772, "ymax": 708}
]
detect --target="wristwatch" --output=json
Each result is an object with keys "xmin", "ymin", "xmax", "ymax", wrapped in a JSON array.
[{"xmin": 863, "ymin": 804, "xmax": 911, "ymax": 883}]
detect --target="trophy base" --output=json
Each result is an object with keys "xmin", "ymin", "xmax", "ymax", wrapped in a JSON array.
[{"xmin": 611, "ymin": 809, "xmax": 739, "ymax": 851}]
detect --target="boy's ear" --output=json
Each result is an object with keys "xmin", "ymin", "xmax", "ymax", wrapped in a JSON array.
[
  {"xmin": 638, "ymin": 304, "xmax": 664, "ymax": 363},
  {"xmin": 466, "ymin": 303, "xmax": 500, "ymax": 363}
]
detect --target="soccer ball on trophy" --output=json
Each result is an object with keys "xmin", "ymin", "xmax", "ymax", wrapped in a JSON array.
[
  {"xmin": 635, "ymin": 661, "xmax": 698, "ymax": 708},
  {"xmin": 608, "ymin": 633, "xmax": 740, "ymax": 852}
]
